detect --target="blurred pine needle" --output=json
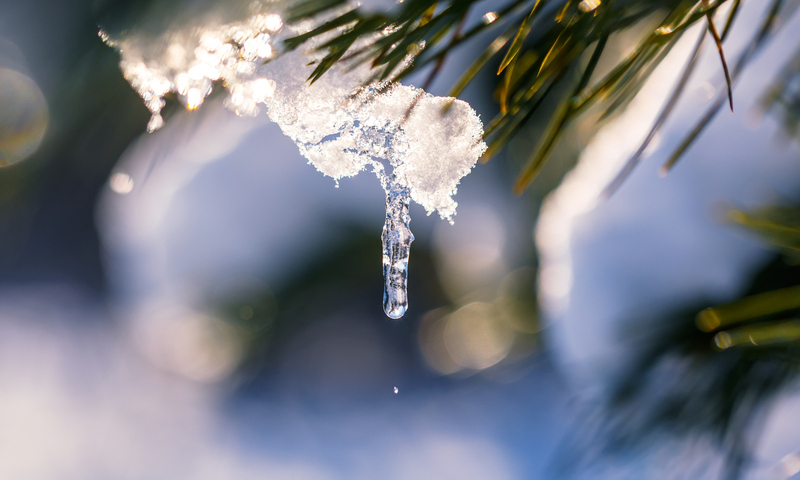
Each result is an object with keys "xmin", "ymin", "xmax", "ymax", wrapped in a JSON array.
[
  {"xmin": 281, "ymin": 0, "xmax": 797, "ymax": 193},
  {"xmin": 696, "ymin": 205, "xmax": 800, "ymax": 352}
]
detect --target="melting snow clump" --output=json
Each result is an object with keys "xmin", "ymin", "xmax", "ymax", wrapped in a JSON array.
[{"xmin": 102, "ymin": 3, "xmax": 487, "ymax": 318}]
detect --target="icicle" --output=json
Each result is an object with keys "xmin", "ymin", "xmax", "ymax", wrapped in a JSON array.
[{"xmin": 382, "ymin": 177, "xmax": 414, "ymax": 319}]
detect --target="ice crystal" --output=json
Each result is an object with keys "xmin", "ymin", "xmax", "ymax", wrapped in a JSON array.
[{"xmin": 103, "ymin": 4, "xmax": 487, "ymax": 318}]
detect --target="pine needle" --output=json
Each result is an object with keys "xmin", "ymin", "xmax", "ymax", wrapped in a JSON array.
[
  {"xmin": 706, "ymin": 11, "xmax": 734, "ymax": 112},
  {"xmin": 661, "ymin": 0, "xmax": 788, "ymax": 174},
  {"xmin": 602, "ymin": 29, "xmax": 706, "ymax": 198}
]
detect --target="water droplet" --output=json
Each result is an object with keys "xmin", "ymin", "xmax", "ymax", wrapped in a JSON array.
[
  {"xmin": 482, "ymin": 12, "xmax": 498, "ymax": 24},
  {"xmin": 393, "ymin": 386, "xmax": 399, "ymax": 394}
]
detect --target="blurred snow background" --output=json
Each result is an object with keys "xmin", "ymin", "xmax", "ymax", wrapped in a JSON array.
[{"xmin": 0, "ymin": 0, "xmax": 799, "ymax": 478}]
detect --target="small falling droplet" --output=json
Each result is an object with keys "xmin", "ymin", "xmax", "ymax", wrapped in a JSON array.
[{"xmin": 393, "ymin": 386, "xmax": 399, "ymax": 394}]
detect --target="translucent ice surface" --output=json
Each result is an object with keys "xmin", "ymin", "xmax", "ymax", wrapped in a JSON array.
[
  {"xmin": 382, "ymin": 177, "xmax": 414, "ymax": 319},
  {"xmin": 103, "ymin": 3, "xmax": 487, "ymax": 318}
]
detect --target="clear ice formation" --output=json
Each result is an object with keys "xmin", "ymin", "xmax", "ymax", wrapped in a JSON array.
[
  {"xmin": 382, "ymin": 177, "xmax": 414, "ymax": 319},
  {"xmin": 103, "ymin": 3, "xmax": 487, "ymax": 318}
]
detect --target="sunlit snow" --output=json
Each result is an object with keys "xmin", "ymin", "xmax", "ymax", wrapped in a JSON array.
[{"xmin": 101, "ymin": 3, "xmax": 486, "ymax": 318}]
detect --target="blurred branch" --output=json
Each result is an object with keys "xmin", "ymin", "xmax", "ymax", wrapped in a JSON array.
[{"xmin": 550, "ymin": 202, "xmax": 800, "ymax": 479}]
